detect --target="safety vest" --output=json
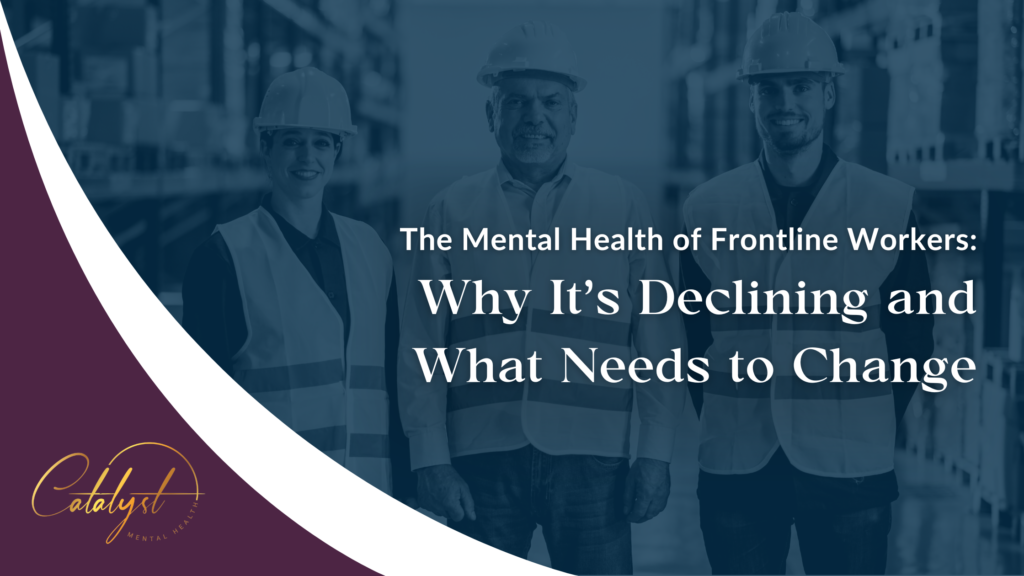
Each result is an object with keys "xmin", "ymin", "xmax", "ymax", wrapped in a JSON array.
[
  {"xmin": 217, "ymin": 207, "xmax": 393, "ymax": 493},
  {"xmin": 682, "ymin": 159, "xmax": 913, "ymax": 478},
  {"xmin": 436, "ymin": 168, "xmax": 659, "ymax": 459}
]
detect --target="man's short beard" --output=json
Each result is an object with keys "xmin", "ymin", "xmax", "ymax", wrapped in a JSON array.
[{"xmin": 757, "ymin": 121, "xmax": 823, "ymax": 155}]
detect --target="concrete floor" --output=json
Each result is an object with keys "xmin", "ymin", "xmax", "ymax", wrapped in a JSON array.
[
  {"xmin": 521, "ymin": 417, "xmax": 1023, "ymax": 574},
  {"xmin": 883, "ymin": 453, "xmax": 1022, "ymax": 575}
]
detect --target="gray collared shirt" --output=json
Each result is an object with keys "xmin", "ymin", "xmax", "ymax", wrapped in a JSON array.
[{"xmin": 495, "ymin": 158, "xmax": 576, "ymax": 237}]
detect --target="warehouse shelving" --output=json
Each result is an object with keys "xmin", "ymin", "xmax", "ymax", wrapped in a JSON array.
[
  {"xmin": 888, "ymin": 160, "xmax": 1024, "ymax": 192},
  {"xmin": 9, "ymin": 0, "xmax": 404, "ymax": 297},
  {"xmin": 75, "ymin": 165, "xmax": 362, "ymax": 200}
]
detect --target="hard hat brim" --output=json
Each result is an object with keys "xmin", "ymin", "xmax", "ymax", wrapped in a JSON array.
[
  {"xmin": 477, "ymin": 67, "xmax": 587, "ymax": 92},
  {"xmin": 252, "ymin": 119, "xmax": 358, "ymax": 138},
  {"xmin": 737, "ymin": 66, "xmax": 845, "ymax": 81}
]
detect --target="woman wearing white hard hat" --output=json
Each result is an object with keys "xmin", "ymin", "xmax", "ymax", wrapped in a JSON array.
[{"xmin": 183, "ymin": 67, "xmax": 413, "ymax": 503}]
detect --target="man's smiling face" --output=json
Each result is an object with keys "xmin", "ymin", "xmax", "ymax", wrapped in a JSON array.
[
  {"xmin": 487, "ymin": 74, "xmax": 577, "ymax": 170},
  {"xmin": 749, "ymin": 73, "xmax": 835, "ymax": 154}
]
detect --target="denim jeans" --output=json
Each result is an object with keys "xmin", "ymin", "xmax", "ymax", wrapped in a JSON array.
[
  {"xmin": 699, "ymin": 500, "xmax": 892, "ymax": 575},
  {"xmin": 450, "ymin": 445, "xmax": 632, "ymax": 575},
  {"xmin": 698, "ymin": 449, "xmax": 894, "ymax": 575}
]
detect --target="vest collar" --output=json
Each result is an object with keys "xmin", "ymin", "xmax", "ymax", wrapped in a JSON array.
[
  {"xmin": 259, "ymin": 195, "xmax": 340, "ymax": 252},
  {"xmin": 745, "ymin": 151, "xmax": 846, "ymax": 230},
  {"xmin": 757, "ymin": 145, "xmax": 839, "ymax": 201}
]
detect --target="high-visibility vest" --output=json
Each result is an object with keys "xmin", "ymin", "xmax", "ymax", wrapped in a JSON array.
[
  {"xmin": 217, "ymin": 207, "xmax": 393, "ymax": 493},
  {"xmin": 682, "ymin": 159, "xmax": 914, "ymax": 478},
  {"xmin": 432, "ymin": 168, "xmax": 669, "ymax": 459}
]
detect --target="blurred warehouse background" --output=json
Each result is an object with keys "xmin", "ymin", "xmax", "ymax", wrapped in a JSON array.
[
  {"xmin": 2, "ymin": 0, "xmax": 1022, "ymax": 573},
  {"xmin": 3, "ymin": 0, "xmax": 402, "ymax": 305}
]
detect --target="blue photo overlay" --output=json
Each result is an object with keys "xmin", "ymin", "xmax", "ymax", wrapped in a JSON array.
[{"xmin": 10, "ymin": 0, "xmax": 1021, "ymax": 573}]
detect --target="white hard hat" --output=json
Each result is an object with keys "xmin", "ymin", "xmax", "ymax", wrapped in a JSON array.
[
  {"xmin": 737, "ymin": 12, "xmax": 844, "ymax": 80},
  {"xmin": 253, "ymin": 67, "xmax": 358, "ymax": 138},
  {"xmin": 477, "ymin": 21, "xmax": 587, "ymax": 92}
]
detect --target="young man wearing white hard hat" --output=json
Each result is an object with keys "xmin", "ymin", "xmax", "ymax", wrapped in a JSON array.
[
  {"xmin": 398, "ymin": 21, "xmax": 684, "ymax": 574},
  {"xmin": 183, "ymin": 67, "xmax": 413, "ymax": 503},
  {"xmin": 679, "ymin": 12, "xmax": 934, "ymax": 575}
]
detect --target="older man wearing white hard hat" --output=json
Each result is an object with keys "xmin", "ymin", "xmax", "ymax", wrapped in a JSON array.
[
  {"xmin": 183, "ymin": 67, "xmax": 413, "ymax": 504},
  {"xmin": 398, "ymin": 21, "xmax": 684, "ymax": 574},
  {"xmin": 678, "ymin": 13, "xmax": 933, "ymax": 574}
]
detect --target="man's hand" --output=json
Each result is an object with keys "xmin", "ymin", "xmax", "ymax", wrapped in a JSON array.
[
  {"xmin": 622, "ymin": 457, "xmax": 670, "ymax": 523},
  {"xmin": 416, "ymin": 464, "xmax": 477, "ymax": 523}
]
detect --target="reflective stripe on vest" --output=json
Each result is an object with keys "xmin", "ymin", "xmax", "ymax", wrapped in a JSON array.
[
  {"xmin": 683, "ymin": 160, "xmax": 913, "ymax": 477},
  {"xmin": 438, "ymin": 168, "xmax": 644, "ymax": 458},
  {"xmin": 217, "ymin": 208, "xmax": 393, "ymax": 493}
]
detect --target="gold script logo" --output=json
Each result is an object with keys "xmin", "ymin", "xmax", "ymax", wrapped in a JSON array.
[{"xmin": 32, "ymin": 443, "xmax": 202, "ymax": 544}]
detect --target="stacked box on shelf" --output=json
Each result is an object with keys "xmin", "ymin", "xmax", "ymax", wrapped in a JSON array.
[
  {"xmin": 22, "ymin": 51, "xmax": 62, "ymax": 141},
  {"xmin": 72, "ymin": 0, "xmax": 150, "ymax": 99},
  {"xmin": 833, "ymin": 53, "xmax": 864, "ymax": 160},
  {"xmin": 62, "ymin": 0, "xmax": 157, "ymax": 184},
  {"xmin": 1005, "ymin": 269, "xmax": 1024, "ymax": 520},
  {"xmin": 85, "ymin": 99, "xmax": 134, "ymax": 145},
  {"xmin": 832, "ymin": 29, "xmax": 889, "ymax": 173},
  {"xmin": 730, "ymin": 0, "xmax": 759, "ymax": 169},
  {"xmin": 665, "ymin": 0, "xmax": 700, "ymax": 171},
  {"xmin": 684, "ymin": 72, "xmax": 707, "ymax": 175},
  {"xmin": 930, "ymin": 344, "xmax": 967, "ymax": 468},
  {"xmin": 693, "ymin": 0, "xmax": 749, "ymax": 177},
  {"xmin": 711, "ymin": 0, "xmax": 741, "ymax": 69},
  {"xmin": 978, "ymin": 351, "xmax": 1023, "ymax": 518},
  {"xmin": 886, "ymin": 0, "xmax": 979, "ymax": 166},
  {"xmin": 133, "ymin": 99, "xmax": 165, "ymax": 173},
  {"xmin": 857, "ymin": 64, "xmax": 891, "ymax": 173},
  {"xmin": 161, "ymin": 0, "xmax": 211, "ymax": 101},
  {"xmin": 668, "ymin": 76, "xmax": 689, "ymax": 170},
  {"xmin": 928, "ymin": 225, "xmax": 973, "ymax": 469},
  {"xmin": 901, "ymin": 391, "xmax": 932, "ymax": 458},
  {"xmin": 962, "ymin": 375, "xmax": 983, "ymax": 485},
  {"xmin": 72, "ymin": 1, "xmax": 149, "ymax": 51},
  {"xmin": 704, "ymin": 90, "xmax": 726, "ymax": 176},
  {"xmin": 132, "ymin": 47, "xmax": 159, "ymax": 100},
  {"xmin": 59, "ymin": 99, "xmax": 134, "ymax": 179},
  {"xmin": 1011, "ymin": 267, "xmax": 1024, "ymax": 362},
  {"xmin": 164, "ymin": 102, "xmax": 227, "ymax": 168},
  {"xmin": 64, "ymin": 141, "xmax": 134, "ymax": 180},
  {"xmin": 731, "ymin": 81, "xmax": 757, "ymax": 164},
  {"xmin": 886, "ymin": 2, "xmax": 944, "ymax": 165},
  {"xmin": 937, "ymin": 0, "xmax": 979, "ymax": 161},
  {"xmin": 816, "ymin": 0, "xmax": 875, "ymax": 15},
  {"xmin": 974, "ymin": 0, "xmax": 1021, "ymax": 161},
  {"xmin": 964, "ymin": 278, "xmax": 989, "ymax": 484},
  {"xmin": 79, "ymin": 54, "xmax": 130, "ymax": 97}
]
